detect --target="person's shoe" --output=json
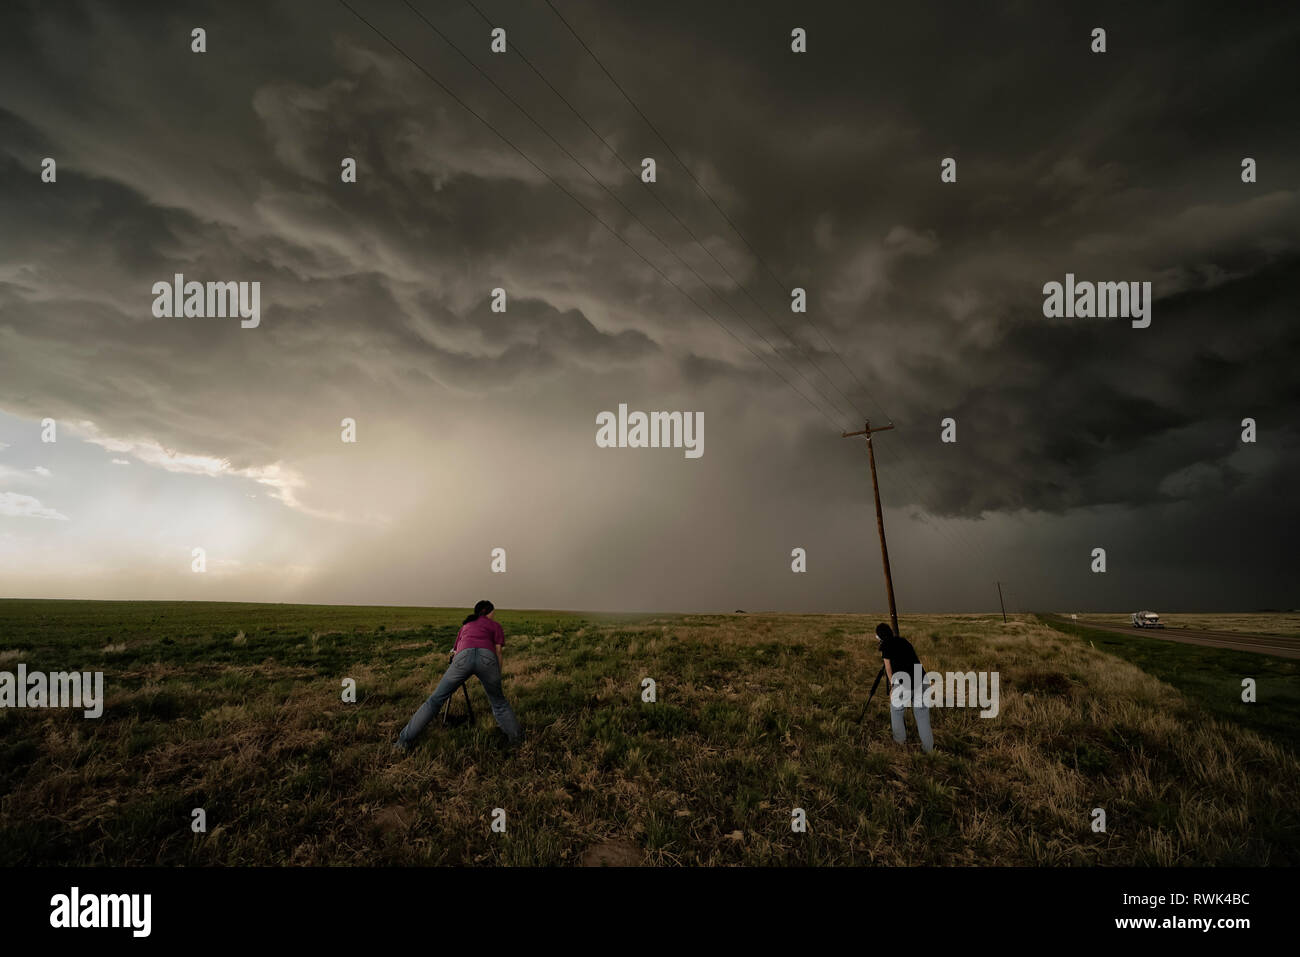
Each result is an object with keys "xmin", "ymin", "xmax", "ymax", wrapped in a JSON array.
[{"xmin": 391, "ymin": 737, "xmax": 411, "ymax": 757}]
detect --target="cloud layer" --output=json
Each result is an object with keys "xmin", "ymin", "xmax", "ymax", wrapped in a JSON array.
[{"xmin": 0, "ymin": 0, "xmax": 1296, "ymax": 612}]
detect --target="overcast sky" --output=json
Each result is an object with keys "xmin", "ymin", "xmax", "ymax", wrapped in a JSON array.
[{"xmin": 1, "ymin": 0, "xmax": 1297, "ymax": 614}]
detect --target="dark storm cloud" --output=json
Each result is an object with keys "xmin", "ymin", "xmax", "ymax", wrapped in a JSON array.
[
  {"xmin": 1, "ymin": 0, "xmax": 1297, "ymax": 609},
  {"xmin": 876, "ymin": 253, "xmax": 1300, "ymax": 516}
]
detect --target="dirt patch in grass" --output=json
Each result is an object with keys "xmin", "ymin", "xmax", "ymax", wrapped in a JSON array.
[
  {"xmin": 372, "ymin": 805, "xmax": 416, "ymax": 838},
  {"xmin": 580, "ymin": 838, "xmax": 643, "ymax": 867}
]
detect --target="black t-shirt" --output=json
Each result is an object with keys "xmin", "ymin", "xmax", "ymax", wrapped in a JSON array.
[{"xmin": 880, "ymin": 634, "xmax": 923, "ymax": 685}]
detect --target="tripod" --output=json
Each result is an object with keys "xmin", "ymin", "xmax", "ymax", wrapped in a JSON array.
[
  {"xmin": 439, "ymin": 650, "xmax": 475, "ymax": 726},
  {"xmin": 441, "ymin": 683, "xmax": 474, "ymax": 727}
]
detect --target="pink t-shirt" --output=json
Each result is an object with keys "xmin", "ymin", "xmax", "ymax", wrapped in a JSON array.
[{"xmin": 454, "ymin": 616, "xmax": 505, "ymax": 653}]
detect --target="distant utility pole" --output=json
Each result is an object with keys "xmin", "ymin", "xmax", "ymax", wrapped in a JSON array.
[
  {"xmin": 997, "ymin": 581, "xmax": 1007, "ymax": 623},
  {"xmin": 842, "ymin": 421, "xmax": 898, "ymax": 638}
]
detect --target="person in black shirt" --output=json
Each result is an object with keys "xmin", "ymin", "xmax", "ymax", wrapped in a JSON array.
[{"xmin": 875, "ymin": 622, "xmax": 934, "ymax": 752}]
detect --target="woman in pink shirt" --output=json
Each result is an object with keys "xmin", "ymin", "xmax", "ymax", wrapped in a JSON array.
[{"xmin": 394, "ymin": 600, "xmax": 522, "ymax": 750}]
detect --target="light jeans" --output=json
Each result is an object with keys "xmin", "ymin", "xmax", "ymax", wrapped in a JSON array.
[
  {"xmin": 398, "ymin": 647, "xmax": 521, "ymax": 745},
  {"xmin": 889, "ymin": 674, "xmax": 935, "ymax": 752}
]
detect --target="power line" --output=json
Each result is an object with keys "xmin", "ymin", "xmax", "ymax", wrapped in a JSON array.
[
  {"xmin": 877, "ymin": 443, "xmax": 1000, "ymax": 566},
  {"xmin": 525, "ymin": 0, "xmax": 1033, "ymax": 591},
  {"xmin": 533, "ymin": 0, "xmax": 1023, "ymax": 580},
  {"xmin": 342, "ymin": 0, "xmax": 1038, "ymax": 608},
  {"xmin": 863, "ymin": 440, "xmax": 1057, "ymax": 613},
  {"xmin": 398, "ymin": 0, "xmax": 858, "ymax": 429},
  {"xmin": 539, "ymin": 0, "xmax": 889, "ymax": 421},
  {"xmin": 875, "ymin": 439, "xmax": 1057, "ymax": 612},
  {"xmin": 537, "ymin": 0, "xmax": 1058, "ymax": 609},
  {"xmin": 334, "ymin": 0, "xmax": 847, "ymax": 430},
  {"xmin": 451, "ymin": 0, "xmax": 1030, "ymax": 568},
  {"xmin": 460, "ymin": 0, "xmax": 871, "ymax": 426},
  {"xmin": 534, "ymin": 0, "xmax": 1057, "ymax": 577},
  {"xmin": 863, "ymin": 442, "xmax": 1003, "ymax": 579}
]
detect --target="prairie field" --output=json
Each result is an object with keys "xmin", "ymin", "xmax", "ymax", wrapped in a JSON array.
[{"xmin": 0, "ymin": 600, "xmax": 1296, "ymax": 866}]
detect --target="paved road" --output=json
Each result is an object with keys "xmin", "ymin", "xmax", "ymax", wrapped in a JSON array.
[{"xmin": 1049, "ymin": 616, "xmax": 1300, "ymax": 660}]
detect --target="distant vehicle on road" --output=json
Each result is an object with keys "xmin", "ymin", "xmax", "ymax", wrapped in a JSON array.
[{"xmin": 1132, "ymin": 611, "xmax": 1163, "ymax": 628}]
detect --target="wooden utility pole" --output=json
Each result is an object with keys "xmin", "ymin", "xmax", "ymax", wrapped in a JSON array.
[
  {"xmin": 842, "ymin": 422, "xmax": 898, "ymax": 638},
  {"xmin": 997, "ymin": 581, "xmax": 1007, "ymax": 623}
]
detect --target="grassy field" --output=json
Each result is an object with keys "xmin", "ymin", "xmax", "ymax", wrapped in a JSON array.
[
  {"xmin": 1040, "ymin": 616, "xmax": 1300, "ymax": 756},
  {"xmin": 0, "ymin": 600, "xmax": 1296, "ymax": 866},
  {"xmin": 1069, "ymin": 612, "xmax": 1300, "ymax": 639}
]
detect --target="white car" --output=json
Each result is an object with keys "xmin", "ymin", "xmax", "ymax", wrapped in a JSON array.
[{"xmin": 1132, "ymin": 611, "xmax": 1163, "ymax": 628}]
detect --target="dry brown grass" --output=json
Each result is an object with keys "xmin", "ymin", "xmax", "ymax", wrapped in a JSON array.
[{"xmin": 1, "ymin": 607, "xmax": 1295, "ymax": 865}]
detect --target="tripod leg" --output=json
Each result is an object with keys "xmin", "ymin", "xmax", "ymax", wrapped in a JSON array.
[
  {"xmin": 858, "ymin": 666, "xmax": 886, "ymax": 725},
  {"xmin": 441, "ymin": 680, "xmax": 461, "ymax": 727}
]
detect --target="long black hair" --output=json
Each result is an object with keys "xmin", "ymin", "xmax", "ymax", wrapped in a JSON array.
[{"xmin": 462, "ymin": 600, "xmax": 494, "ymax": 626}]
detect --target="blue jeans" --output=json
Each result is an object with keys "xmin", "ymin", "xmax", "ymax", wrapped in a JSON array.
[
  {"xmin": 889, "ymin": 675, "xmax": 935, "ymax": 752},
  {"xmin": 398, "ymin": 647, "xmax": 521, "ymax": 745}
]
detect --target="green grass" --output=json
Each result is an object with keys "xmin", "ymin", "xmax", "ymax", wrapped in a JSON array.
[
  {"xmin": 0, "ymin": 600, "xmax": 1296, "ymax": 866},
  {"xmin": 1039, "ymin": 615, "xmax": 1300, "ymax": 754}
]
